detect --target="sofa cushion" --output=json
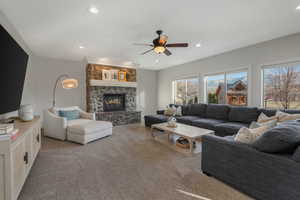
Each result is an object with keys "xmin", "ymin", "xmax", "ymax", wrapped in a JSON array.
[
  {"xmin": 191, "ymin": 118, "xmax": 226, "ymax": 130},
  {"xmin": 258, "ymin": 108, "xmax": 277, "ymax": 117},
  {"xmin": 228, "ymin": 106, "xmax": 258, "ymax": 123},
  {"xmin": 188, "ymin": 104, "xmax": 207, "ymax": 117},
  {"xmin": 181, "ymin": 105, "xmax": 190, "ymax": 116},
  {"xmin": 293, "ymin": 146, "xmax": 300, "ymax": 162},
  {"xmin": 252, "ymin": 124, "xmax": 300, "ymax": 153},
  {"xmin": 215, "ymin": 122, "xmax": 249, "ymax": 136},
  {"xmin": 206, "ymin": 104, "xmax": 230, "ymax": 120},
  {"xmin": 144, "ymin": 114, "xmax": 168, "ymax": 127},
  {"xmin": 176, "ymin": 116, "xmax": 201, "ymax": 125},
  {"xmin": 68, "ymin": 120, "xmax": 112, "ymax": 135}
]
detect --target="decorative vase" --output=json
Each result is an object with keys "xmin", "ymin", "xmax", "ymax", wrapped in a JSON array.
[
  {"xmin": 19, "ymin": 104, "xmax": 34, "ymax": 122},
  {"xmin": 167, "ymin": 115, "xmax": 177, "ymax": 127}
]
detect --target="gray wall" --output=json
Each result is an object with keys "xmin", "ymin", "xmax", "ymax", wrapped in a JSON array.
[{"xmin": 158, "ymin": 33, "xmax": 300, "ymax": 109}]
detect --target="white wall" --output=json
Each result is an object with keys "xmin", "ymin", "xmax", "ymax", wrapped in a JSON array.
[
  {"xmin": 28, "ymin": 56, "xmax": 86, "ymax": 114},
  {"xmin": 158, "ymin": 33, "xmax": 300, "ymax": 109},
  {"xmin": 137, "ymin": 69, "xmax": 158, "ymax": 118},
  {"xmin": 0, "ymin": 9, "xmax": 35, "ymax": 118}
]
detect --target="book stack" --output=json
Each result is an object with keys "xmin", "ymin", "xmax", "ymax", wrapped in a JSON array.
[{"xmin": 0, "ymin": 124, "xmax": 19, "ymax": 139}]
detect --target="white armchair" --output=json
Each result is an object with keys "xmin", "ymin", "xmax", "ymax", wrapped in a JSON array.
[{"xmin": 43, "ymin": 106, "xmax": 96, "ymax": 140}]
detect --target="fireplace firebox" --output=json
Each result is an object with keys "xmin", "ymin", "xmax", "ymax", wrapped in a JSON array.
[{"xmin": 103, "ymin": 94, "xmax": 126, "ymax": 112}]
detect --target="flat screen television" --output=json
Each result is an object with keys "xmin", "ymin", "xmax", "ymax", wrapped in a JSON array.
[{"xmin": 0, "ymin": 24, "xmax": 29, "ymax": 114}]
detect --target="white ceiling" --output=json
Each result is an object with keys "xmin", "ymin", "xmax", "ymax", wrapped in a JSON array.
[{"xmin": 1, "ymin": 0, "xmax": 300, "ymax": 70}]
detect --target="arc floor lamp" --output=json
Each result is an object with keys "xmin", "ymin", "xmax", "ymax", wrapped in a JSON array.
[{"xmin": 52, "ymin": 74, "xmax": 78, "ymax": 107}]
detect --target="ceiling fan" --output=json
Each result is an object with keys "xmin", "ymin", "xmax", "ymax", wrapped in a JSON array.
[{"xmin": 134, "ymin": 30, "xmax": 188, "ymax": 56}]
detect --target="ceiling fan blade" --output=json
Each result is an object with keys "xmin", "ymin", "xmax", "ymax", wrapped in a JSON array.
[
  {"xmin": 164, "ymin": 48, "xmax": 172, "ymax": 56},
  {"xmin": 141, "ymin": 48, "xmax": 154, "ymax": 55},
  {"xmin": 166, "ymin": 43, "xmax": 188, "ymax": 47},
  {"xmin": 133, "ymin": 43, "xmax": 153, "ymax": 47}
]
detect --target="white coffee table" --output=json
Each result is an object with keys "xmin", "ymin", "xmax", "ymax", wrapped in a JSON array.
[{"xmin": 151, "ymin": 122, "xmax": 214, "ymax": 154}]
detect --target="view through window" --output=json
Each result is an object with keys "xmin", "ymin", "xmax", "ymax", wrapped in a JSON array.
[
  {"xmin": 263, "ymin": 63, "xmax": 300, "ymax": 109},
  {"xmin": 205, "ymin": 71, "xmax": 248, "ymax": 106},
  {"xmin": 173, "ymin": 78, "xmax": 199, "ymax": 105}
]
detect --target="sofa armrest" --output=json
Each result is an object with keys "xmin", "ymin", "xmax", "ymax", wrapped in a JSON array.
[
  {"xmin": 157, "ymin": 110, "xmax": 165, "ymax": 115},
  {"xmin": 43, "ymin": 109, "xmax": 68, "ymax": 140},
  {"xmin": 80, "ymin": 110, "xmax": 96, "ymax": 120}
]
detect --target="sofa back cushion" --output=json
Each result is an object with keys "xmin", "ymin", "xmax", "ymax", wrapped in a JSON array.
[
  {"xmin": 206, "ymin": 104, "xmax": 230, "ymax": 120},
  {"xmin": 181, "ymin": 105, "xmax": 190, "ymax": 116},
  {"xmin": 293, "ymin": 146, "xmax": 300, "ymax": 162},
  {"xmin": 188, "ymin": 104, "xmax": 207, "ymax": 117},
  {"xmin": 252, "ymin": 123, "xmax": 300, "ymax": 153},
  {"xmin": 258, "ymin": 109, "xmax": 277, "ymax": 117},
  {"xmin": 228, "ymin": 106, "xmax": 258, "ymax": 123}
]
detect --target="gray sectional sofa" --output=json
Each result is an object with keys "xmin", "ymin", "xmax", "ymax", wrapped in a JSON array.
[
  {"xmin": 145, "ymin": 103, "xmax": 274, "ymax": 137},
  {"xmin": 145, "ymin": 103, "xmax": 300, "ymax": 200}
]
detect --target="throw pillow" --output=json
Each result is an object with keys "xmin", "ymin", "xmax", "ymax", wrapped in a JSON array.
[
  {"xmin": 276, "ymin": 111, "xmax": 300, "ymax": 122},
  {"xmin": 292, "ymin": 146, "xmax": 300, "ymax": 162},
  {"xmin": 58, "ymin": 110, "xmax": 80, "ymax": 120},
  {"xmin": 252, "ymin": 124, "xmax": 300, "ymax": 153},
  {"xmin": 175, "ymin": 106, "xmax": 182, "ymax": 116},
  {"xmin": 234, "ymin": 126, "xmax": 271, "ymax": 144},
  {"xmin": 249, "ymin": 119, "xmax": 277, "ymax": 129},
  {"xmin": 257, "ymin": 112, "xmax": 278, "ymax": 123},
  {"xmin": 164, "ymin": 106, "xmax": 176, "ymax": 116}
]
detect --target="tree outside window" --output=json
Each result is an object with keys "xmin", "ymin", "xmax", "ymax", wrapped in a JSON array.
[
  {"xmin": 263, "ymin": 64, "xmax": 300, "ymax": 109},
  {"xmin": 173, "ymin": 78, "xmax": 199, "ymax": 105}
]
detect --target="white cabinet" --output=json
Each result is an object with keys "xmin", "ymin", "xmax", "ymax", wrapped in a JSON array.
[{"xmin": 0, "ymin": 117, "xmax": 41, "ymax": 200}]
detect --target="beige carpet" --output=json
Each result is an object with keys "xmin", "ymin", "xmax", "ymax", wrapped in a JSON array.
[{"xmin": 18, "ymin": 124, "xmax": 252, "ymax": 200}]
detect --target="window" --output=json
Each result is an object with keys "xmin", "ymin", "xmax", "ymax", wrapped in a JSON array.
[
  {"xmin": 205, "ymin": 71, "xmax": 248, "ymax": 106},
  {"xmin": 263, "ymin": 62, "xmax": 300, "ymax": 109},
  {"xmin": 173, "ymin": 78, "xmax": 199, "ymax": 105}
]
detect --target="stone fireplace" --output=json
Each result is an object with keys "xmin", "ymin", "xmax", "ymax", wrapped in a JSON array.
[
  {"xmin": 103, "ymin": 93, "xmax": 126, "ymax": 112},
  {"xmin": 86, "ymin": 64, "xmax": 141, "ymax": 126}
]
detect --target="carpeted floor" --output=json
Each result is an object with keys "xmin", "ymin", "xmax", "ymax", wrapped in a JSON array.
[{"xmin": 18, "ymin": 124, "xmax": 252, "ymax": 200}]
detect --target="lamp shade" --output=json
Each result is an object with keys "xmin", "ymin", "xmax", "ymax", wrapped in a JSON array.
[
  {"xmin": 62, "ymin": 78, "xmax": 78, "ymax": 89},
  {"xmin": 154, "ymin": 46, "xmax": 165, "ymax": 54}
]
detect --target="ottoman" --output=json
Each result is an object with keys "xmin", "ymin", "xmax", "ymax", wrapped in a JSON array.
[{"xmin": 67, "ymin": 120, "xmax": 113, "ymax": 144}]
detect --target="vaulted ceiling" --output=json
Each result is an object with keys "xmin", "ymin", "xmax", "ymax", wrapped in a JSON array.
[{"xmin": 1, "ymin": 0, "xmax": 300, "ymax": 70}]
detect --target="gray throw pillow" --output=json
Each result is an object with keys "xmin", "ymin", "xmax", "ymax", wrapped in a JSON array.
[
  {"xmin": 293, "ymin": 146, "xmax": 300, "ymax": 162},
  {"xmin": 252, "ymin": 124, "xmax": 300, "ymax": 153}
]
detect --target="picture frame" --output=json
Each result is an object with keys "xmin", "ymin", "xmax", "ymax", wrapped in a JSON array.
[
  {"xmin": 118, "ymin": 71, "xmax": 127, "ymax": 81},
  {"xmin": 102, "ymin": 70, "xmax": 111, "ymax": 80},
  {"xmin": 110, "ymin": 70, "xmax": 119, "ymax": 81}
]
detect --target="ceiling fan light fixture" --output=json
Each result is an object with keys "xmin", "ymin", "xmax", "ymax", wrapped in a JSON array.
[{"xmin": 154, "ymin": 46, "xmax": 165, "ymax": 54}]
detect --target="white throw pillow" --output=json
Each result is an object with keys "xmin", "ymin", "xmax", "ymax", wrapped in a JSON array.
[
  {"xmin": 249, "ymin": 119, "xmax": 277, "ymax": 129},
  {"xmin": 257, "ymin": 112, "xmax": 278, "ymax": 123},
  {"xmin": 276, "ymin": 110, "xmax": 300, "ymax": 122},
  {"xmin": 175, "ymin": 106, "xmax": 182, "ymax": 116},
  {"xmin": 234, "ymin": 126, "xmax": 271, "ymax": 144}
]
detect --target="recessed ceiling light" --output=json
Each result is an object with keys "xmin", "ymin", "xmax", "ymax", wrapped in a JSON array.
[
  {"xmin": 195, "ymin": 43, "xmax": 201, "ymax": 48},
  {"xmin": 155, "ymin": 59, "xmax": 159, "ymax": 63},
  {"xmin": 79, "ymin": 46, "xmax": 85, "ymax": 49},
  {"xmin": 89, "ymin": 7, "xmax": 99, "ymax": 14},
  {"xmin": 297, "ymin": 5, "xmax": 300, "ymax": 10}
]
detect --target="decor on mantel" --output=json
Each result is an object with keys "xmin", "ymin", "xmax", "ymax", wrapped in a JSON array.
[
  {"xmin": 86, "ymin": 64, "xmax": 141, "ymax": 126},
  {"xmin": 110, "ymin": 69, "xmax": 119, "ymax": 81},
  {"xmin": 102, "ymin": 69, "xmax": 111, "ymax": 80},
  {"xmin": 118, "ymin": 71, "xmax": 127, "ymax": 81},
  {"xmin": 52, "ymin": 74, "xmax": 78, "ymax": 107}
]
